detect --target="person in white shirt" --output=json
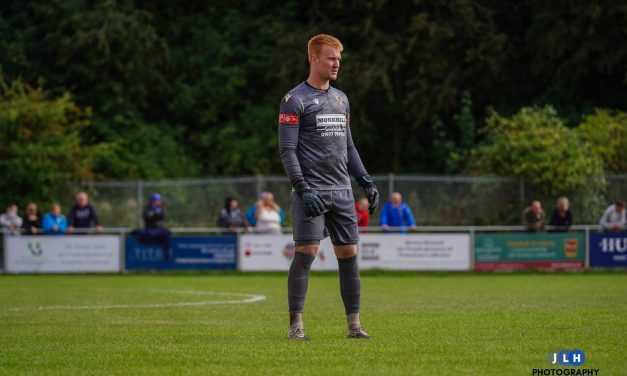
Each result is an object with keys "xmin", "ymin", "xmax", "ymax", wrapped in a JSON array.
[
  {"xmin": 599, "ymin": 201, "xmax": 626, "ymax": 232},
  {"xmin": 254, "ymin": 192, "xmax": 282, "ymax": 234}
]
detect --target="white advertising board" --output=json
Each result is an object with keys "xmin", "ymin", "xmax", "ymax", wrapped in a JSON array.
[
  {"xmin": 357, "ymin": 234, "xmax": 470, "ymax": 270},
  {"xmin": 239, "ymin": 233, "xmax": 470, "ymax": 271},
  {"xmin": 5, "ymin": 236, "xmax": 121, "ymax": 273}
]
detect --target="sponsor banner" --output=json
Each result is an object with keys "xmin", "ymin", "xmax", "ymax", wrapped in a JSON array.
[
  {"xmin": 357, "ymin": 234, "xmax": 470, "ymax": 270},
  {"xmin": 125, "ymin": 236, "xmax": 237, "ymax": 270},
  {"xmin": 474, "ymin": 233, "xmax": 585, "ymax": 270},
  {"xmin": 5, "ymin": 236, "xmax": 120, "ymax": 273},
  {"xmin": 589, "ymin": 232, "xmax": 627, "ymax": 268},
  {"xmin": 239, "ymin": 235, "xmax": 337, "ymax": 271},
  {"xmin": 239, "ymin": 234, "xmax": 471, "ymax": 271}
]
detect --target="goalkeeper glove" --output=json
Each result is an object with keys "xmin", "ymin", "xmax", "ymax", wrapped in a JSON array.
[
  {"xmin": 356, "ymin": 175, "xmax": 379, "ymax": 215},
  {"xmin": 294, "ymin": 181, "xmax": 326, "ymax": 218}
]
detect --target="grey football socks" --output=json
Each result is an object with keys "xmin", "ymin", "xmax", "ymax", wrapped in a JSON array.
[
  {"xmin": 338, "ymin": 255, "xmax": 361, "ymax": 328},
  {"xmin": 288, "ymin": 252, "xmax": 315, "ymax": 329}
]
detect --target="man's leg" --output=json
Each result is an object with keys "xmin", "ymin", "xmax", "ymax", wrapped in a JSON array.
[
  {"xmin": 288, "ymin": 244, "xmax": 318, "ymax": 339},
  {"xmin": 288, "ymin": 191, "xmax": 327, "ymax": 340},
  {"xmin": 334, "ymin": 244, "xmax": 369, "ymax": 338}
]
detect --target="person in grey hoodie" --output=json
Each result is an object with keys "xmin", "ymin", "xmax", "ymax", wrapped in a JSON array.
[{"xmin": 0, "ymin": 205, "xmax": 23, "ymax": 235}]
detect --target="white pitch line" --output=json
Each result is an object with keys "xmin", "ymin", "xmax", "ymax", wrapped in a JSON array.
[{"xmin": 0, "ymin": 290, "xmax": 266, "ymax": 312}]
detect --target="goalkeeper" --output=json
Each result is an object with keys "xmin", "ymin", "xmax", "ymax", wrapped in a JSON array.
[{"xmin": 278, "ymin": 34, "xmax": 379, "ymax": 340}]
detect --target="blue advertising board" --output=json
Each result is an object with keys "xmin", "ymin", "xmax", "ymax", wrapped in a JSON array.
[
  {"xmin": 125, "ymin": 236, "xmax": 237, "ymax": 270},
  {"xmin": 589, "ymin": 232, "xmax": 627, "ymax": 268}
]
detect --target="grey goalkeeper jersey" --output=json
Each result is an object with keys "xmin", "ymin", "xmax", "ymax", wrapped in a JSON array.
[{"xmin": 278, "ymin": 81, "xmax": 368, "ymax": 191}]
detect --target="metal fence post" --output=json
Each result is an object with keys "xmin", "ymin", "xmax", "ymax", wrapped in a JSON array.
[
  {"xmin": 137, "ymin": 180, "xmax": 144, "ymax": 228},
  {"xmin": 256, "ymin": 175, "xmax": 263, "ymax": 195},
  {"xmin": 519, "ymin": 176, "xmax": 525, "ymax": 208},
  {"xmin": 388, "ymin": 172, "xmax": 395, "ymax": 195}
]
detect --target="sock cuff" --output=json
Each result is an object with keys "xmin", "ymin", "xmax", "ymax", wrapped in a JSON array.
[
  {"xmin": 337, "ymin": 255, "xmax": 357, "ymax": 266},
  {"xmin": 294, "ymin": 252, "xmax": 315, "ymax": 264}
]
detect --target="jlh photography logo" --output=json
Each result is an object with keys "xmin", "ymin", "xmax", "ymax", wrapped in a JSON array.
[{"xmin": 531, "ymin": 350, "xmax": 600, "ymax": 375}]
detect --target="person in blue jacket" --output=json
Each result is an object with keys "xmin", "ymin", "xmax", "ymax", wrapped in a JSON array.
[
  {"xmin": 380, "ymin": 192, "xmax": 416, "ymax": 232},
  {"xmin": 42, "ymin": 204, "xmax": 68, "ymax": 235}
]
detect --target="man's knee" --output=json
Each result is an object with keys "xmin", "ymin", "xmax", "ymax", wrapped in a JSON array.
[
  {"xmin": 334, "ymin": 244, "xmax": 357, "ymax": 259},
  {"xmin": 296, "ymin": 245, "xmax": 319, "ymax": 256}
]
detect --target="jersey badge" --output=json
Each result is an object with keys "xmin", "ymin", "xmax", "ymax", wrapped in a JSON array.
[
  {"xmin": 335, "ymin": 94, "xmax": 344, "ymax": 106},
  {"xmin": 279, "ymin": 113, "xmax": 299, "ymax": 125}
]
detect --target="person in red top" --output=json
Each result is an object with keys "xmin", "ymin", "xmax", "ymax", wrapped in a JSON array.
[{"xmin": 355, "ymin": 197, "xmax": 370, "ymax": 231}]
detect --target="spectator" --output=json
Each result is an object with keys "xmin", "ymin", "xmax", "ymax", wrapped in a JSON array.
[
  {"xmin": 599, "ymin": 201, "xmax": 626, "ymax": 232},
  {"xmin": 254, "ymin": 192, "xmax": 282, "ymax": 234},
  {"xmin": 355, "ymin": 197, "xmax": 370, "ymax": 230},
  {"xmin": 246, "ymin": 192, "xmax": 285, "ymax": 226},
  {"xmin": 522, "ymin": 200, "xmax": 545, "ymax": 232},
  {"xmin": 22, "ymin": 203, "xmax": 41, "ymax": 235},
  {"xmin": 218, "ymin": 197, "xmax": 250, "ymax": 232},
  {"xmin": 380, "ymin": 192, "xmax": 416, "ymax": 232},
  {"xmin": 0, "ymin": 205, "xmax": 23, "ymax": 235},
  {"xmin": 42, "ymin": 204, "xmax": 67, "ymax": 235},
  {"xmin": 131, "ymin": 193, "xmax": 171, "ymax": 259},
  {"xmin": 144, "ymin": 193, "xmax": 166, "ymax": 228},
  {"xmin": 68, "ymin": 192, "xmax": 103, "ymax": 234},
  {"xmin": 548, "ymin": 196, "xmax": 573, "ymax": 231}
]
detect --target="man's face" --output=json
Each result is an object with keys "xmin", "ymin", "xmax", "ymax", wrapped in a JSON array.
[
  {"xmin": 617, "ymin": 204, "xmax": 624, "ymax": 213},
  {"xmin": 152, "ymin": 200, "xmax": 162, "ymax": 207},
  {"xmin": 51, "ymin": 205, "xmax": 61, "ymax": 216},
  {"xmin": 76, "ymin": 193, "xmax": 88, "ymax": 207},
  {"xmin": 391, "ymin": 193, "xmax": 402, "ymax": 206},
  {"xmin": 311, "ymin": 44, "xmax": 341, "ymax": 81},
  {"xmin": 358, "ymin": 198, "xmax": 369, "ymax": 210},
  {"xmin": 532, "ymin": 201, "xmax": 542, "ymax": 214}
]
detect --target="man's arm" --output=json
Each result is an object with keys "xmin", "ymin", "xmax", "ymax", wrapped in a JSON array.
[
  {"xmin": 278, "ymin": 95, "xmax": 306, "ymax": 188},
  {"xmin": 345, "ymin": 110, "xmax": 367, "ymax": 178},
  {"xmin": 91, "ymin": 205, "xmax": 100, "ymax": 226},
  {"xmin": 379, "ymin": 204, "xmax": 389, "ymax": 226},
  {"xmin": 404, "ymin": 204, "xmax": 417, "ymax": 227},
  {"xmin": 68, "ymin": 206, "xmax": 76, "ymax": 227},
  {"xmin": 599, "ymin": 207, "xmax": 612, "ymax": 228}
]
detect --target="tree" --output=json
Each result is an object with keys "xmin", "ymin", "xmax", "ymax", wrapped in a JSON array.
[
  {"xmin": 0, "ymin": 77, "xmax": 101, "ymax": 207},
  {"xmin": 577, "ymin": 109, "xmax": 627, "ymax": 173},
  {"xmin": 468, "ymin": 106, "xmax": 604, "ymax": 197}
]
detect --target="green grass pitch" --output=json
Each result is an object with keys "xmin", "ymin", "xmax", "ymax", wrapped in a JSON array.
[{"xmin": 0, "ymin": 272, "xmax": 625, "ymax": 375}]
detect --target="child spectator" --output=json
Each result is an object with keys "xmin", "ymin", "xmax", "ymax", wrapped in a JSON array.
[
  {"xmin": 355, "ymin": 197, "xmax": 370, "ymax": 231},
  {"xmin": 0, "ymin": 205, "xmax": 23, "ymax": 235},
  {"xmin": 42, "ymin": 204, "xmax": 67, "ymax": 235}
]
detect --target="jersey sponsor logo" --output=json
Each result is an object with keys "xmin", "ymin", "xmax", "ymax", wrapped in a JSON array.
[
  {"xmin": 316, "ymin": 114, "xmax": 346, "ymax": 137},
  {"xmin": 284, "ymin": 93, "xmax": 292, "ymax": 103},
  {"xmin": 279, "ymin": 113, "xmax": 299, "ymax": 125},
  {"xmin": 335, "ymin": 94, "xmax": 345, "ymax": 106}
]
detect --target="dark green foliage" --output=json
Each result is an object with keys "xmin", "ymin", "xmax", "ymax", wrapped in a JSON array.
[{"xmin": 0, "ymin": 0, "xmax": 625, "ymax": 192}]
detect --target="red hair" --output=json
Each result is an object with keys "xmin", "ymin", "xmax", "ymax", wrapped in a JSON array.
[{"xmin": 308, "ymin": 34, "xmax": 343, "ymax": 61}]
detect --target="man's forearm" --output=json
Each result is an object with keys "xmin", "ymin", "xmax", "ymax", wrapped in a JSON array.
[{"xmin": 279, "ymin": 125, "xmax": 307, "ymax": 187}]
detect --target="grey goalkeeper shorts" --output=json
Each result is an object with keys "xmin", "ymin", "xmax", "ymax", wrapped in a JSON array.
[{"xmin": 291, "ymin": 189, "xmax": 359, "ymax": 246}]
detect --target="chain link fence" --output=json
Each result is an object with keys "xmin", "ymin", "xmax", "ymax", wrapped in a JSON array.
[{"xmin": 68, "ymin": 174, "xmax": 626, "ymax": 228}]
